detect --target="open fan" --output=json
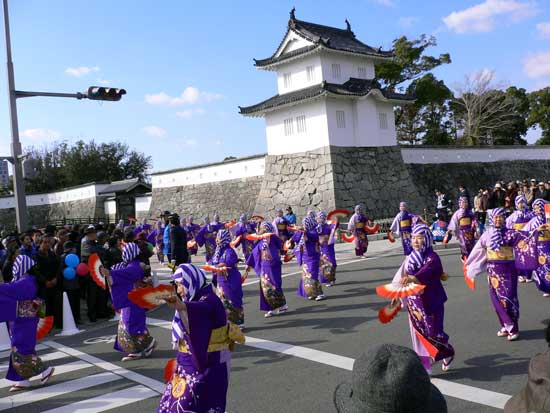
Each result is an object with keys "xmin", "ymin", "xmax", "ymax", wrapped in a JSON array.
[
  {"xmin": 36, "ymin": 316, "xmax": 54, "ymax": 340},
  {"xmin": 245, "ymin": 233, "xmax": 273, "ymax": 241},
  {"xmin": 88, "ymin": 253, "xmax": 106, "ymax": 290},
  {"xmin": 365, "ymin": 222, "xmax": 380, "ymax": 234},
  {"xmin": 250, "ymin": 215, "xmax": 264, "ymax": 222},
  {"xmin": 225, "ymin": 219, "xmax": 237, "ymax": 229},
  {"xmin": 230, "ymin": 235, "xmax": 242, "ymax": 248},
  {"xmin": 203, "ymin": 265, "xmax": 231, "ymax": 273},
  {"xmin": 375, "ymin": 282, "xmax": 425, "ymax": 299},
  {"xmin": 284, "ymin": 252, "xmax": 295, "ymax": 262},
  {"xmin": 378, "ymin": 302, "xmax": 402, "ymax": 324},
  {"xmin": 128, "ymin": 284, "xmax": 174, "ymax": 310},
  {"xmin": 387, "ymin": 231, "xmax": 396, "ymax": 243},
  {"xmin": 327, "ymin": 209, "xmax": 350, "ymax": 222},
  {"xmin": 462, "ymin": 259, "xmax": 475, "ymax": 290},
  {"xmin": 164, "ymin": 358, "xmax": 177, "ymax": 383},
  {"xmin": 545, "ymin": 204, "xmax": 550, "ymax": 223},
  {"xmin": 283, "ymin": 240, "xmax": 293, "ymax": 252},
  {"xmin": 341, "ymin": 233, "xmax": 355, "ymax": 243},
  {"xmin": 414, "ymin": 329, "xmax": 439, "ymax": 359},
  {"xmin": 187, "ymin": 240, "xmax": 197, "ymax": 249}
]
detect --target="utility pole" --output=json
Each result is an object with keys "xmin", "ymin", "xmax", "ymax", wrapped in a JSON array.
[{"xmin": 3, "ymin": 0, "xmax": 26, "ymax": 231}]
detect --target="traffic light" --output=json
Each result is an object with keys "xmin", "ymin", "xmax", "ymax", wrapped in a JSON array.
[{"xmin": 87, "ymin": 86, "xmax": 126, "ymax": 101}]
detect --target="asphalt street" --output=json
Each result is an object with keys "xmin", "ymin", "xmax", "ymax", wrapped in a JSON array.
[{"xmin": 1, "ymin": 240, "xmax": 548, "ymax": 412}]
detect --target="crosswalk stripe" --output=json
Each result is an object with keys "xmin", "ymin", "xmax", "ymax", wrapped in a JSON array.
[
  {"xmin": 39, "ymin": 384, "xmax": 158, "ymax": 413},
  {"xmin": 0, "ymin": 371, "xmax": 119, "ymax": 411},
  {"xmin": 0, "ymin": 360, "xmax": 91, "ymax": 389},
  {"xmin": 0, "ymin": 344, "xmax": 47, "ymax": 360},
  {"xmin": 42, "ymin": 341, "xmax": 165, "ymax": 394}
]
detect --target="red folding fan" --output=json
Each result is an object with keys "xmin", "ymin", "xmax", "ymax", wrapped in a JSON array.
[
  {"xmin": 463, "ymin": 260, "xmax": 475, "ymax": 290},
  {"xmin": 187, "ymin": 240, "xmax": 197, "ymax": 249},
  {"xmin": 415, "ymin": 329, "xmax": 439, "ymax": 359},
  {"xmin": 202, "ymin": 265, "xmax": 231, "ymax": 273},
  {"xmin": 365, "ymin": 222, "xmax": 380, "ymax": 234},
  {"xmin": 378, "ymin": 302, "xmax": 402, "ymax": 324},
  {"xmin": 341, "ymin": 233, "xmax": 355, "ymax": 243},
  {"xmin": 387, "ymin": 231, "xmax": 396, "ymax": 243},
  {"xmin": 327, "ymin": 209, "xmax": 350, "ymax": 221},
  {"xmin": 36, "ymin": 316, "xmax": 54, "ymax": 340},
  {"xmin": 245, "ymin": 233, "xmax": 273, "ymax": 241},
  {"xmin": 375, "ymin": 282, "xmax": 425, "ymax": 299},
  {"xmin": 225, "ymin": 220, "xmax": 237, "ymax": 229},
  {"xmin": 284, "ymin": 253, "xmax": 295, "ymax": 262},
  {"xmin": 128, "ymin": 284, "xmax": 174, "ymax": 310},
  {"xmin": 88, "ymin": 253, "xmax": 106, "ymax": 290},
  {"xmin": 230, "ymin": 235, "xmax": 242, "ymax": 248},
  {"xmin": 164, "ymin": 358, "xmax": 177, "ymax": 383}
]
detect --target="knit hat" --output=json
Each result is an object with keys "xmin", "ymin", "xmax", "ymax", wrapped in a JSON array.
[{"xmin": 334, "ymin": 344, "xmax": 447, "ymax": 412}]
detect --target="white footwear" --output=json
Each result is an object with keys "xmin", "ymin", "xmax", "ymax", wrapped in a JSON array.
[
  {"xmin": 276, "ymin": 305, "xmax": 288, "ymax": 314},
  {"xmin": 40, "ymin": 367, "xmax": 55, "ymax": 385},
  {"xmin": 325, "ymin": 284, "xmax": 331, "ymax": 287},
  {"xmin": 525, "ymin": 278, "xmax": 533, "ymax": 283},
  {"xmin": 497, "ymin": 327, "xmax": 508, "ymax": 337},
  {"xmin": 9, "ymin": 380, "xmax": 30, "ymax": 392},
  {"xmin": 307, "ymin": 296, "xmax": 315, "ymax": 300},
  {"xmin": 315, "ymin": 295, "xmax": 326, "ymax": 301},
  {"xmin": 543, "ymin": 293, "xmax": 550, "ymax": 297},
  {"xmin": 122, "ymin": 353, "xmax": 142, "ymax": 362},
  {"xmin": 442, "ymin": 357, "xmax": 454, "ymax": 372},
  {"xmin": 238, "ymin": 324, "xmax": 245, "ymax": 330},
  {"xmin": 264, "ymin": 311, "xmax": 274, "ymax": 318},
  {"xmin": 144, "ymin": 338, "xmax": 157, "ymax": 358},
  {"xmin": 330, "ymin": 281, "xmax": 336, "ymax": 286},
  {"xmin": 518, "ymin": 276, "xmax": 526, "ymax": 283},
  {"xmin": 507, "ymin": 333, "xmax": 519, "ymax": 341}
]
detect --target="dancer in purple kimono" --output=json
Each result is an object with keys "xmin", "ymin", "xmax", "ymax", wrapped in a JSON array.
[
  {"xmin": 209, "ymin": 230, "xmax": 244, "ymax": 328},
  {"xmin": 392, "ymin": 224, "xmax": 454, "ymax": 375},
  {"xmin": 466, "ymin": 208, "xmax": 544, "ymax": 341},
  {"xmin": 1, "ymin": 255, "xmax": 55, "ymax": 392},
  {"xmin": 506, "ymin": 195, "xmax": 535, "ymax": 283},
  {"xmin": 211, "ymin": 214, "xmax": 225, "ymax": 232},
  {"xmin": 390, "ymin": 202, "xmax": 421, "ymax": 256},
  {"xmin": 317, "ymin": 211, "xmax": 339, "ymax": 287},
  {"xmin": 297, "ymin": 216, "xmax": 325, "ymax": 301},
  {"xmin": 195, "ymin": 216, "xmax": 218, "ymax": 263},
  {"xmin": 102, "ymin": 243, "xmax": 156, "ymax": 361},
  {"xmin": 158, "ymin": 264, "xmax": 244, "ymax": 413},
  {"xmin": 232, "ymin": 213, "xmax": 257, "ymax": 260},
  {"xmin": 348, "ymin": 204, "xmax": 370, "ymax": 258},
  {"xmin": 523, "ymin": 199, "xmax": 550, "ymax": 296},
  {"xmin": 134, "ymin": 218, "xmax": 152, "ymax": 236},
  {"xmin": 273, "ymin": 209, "xmax": 290, "ymax": 255},
  {"xmin": 146, "ymin": 220, "xmax": 165, "ymax": 263},
  {"xmin": 244, "ymin": 222, "xmax": 288, "ymax": 318},
  {"xmin": 185, "ymin": 216, "xmax": 200, "ymax": 257},
  {"xmin": 447, "ymin": 197, "xmax": 476, "ymax": 260}
]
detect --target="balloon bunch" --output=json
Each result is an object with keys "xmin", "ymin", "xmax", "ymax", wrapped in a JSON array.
[{"xmin": 63, "ymin": 254, "xmax": 89, "ymax": 279}]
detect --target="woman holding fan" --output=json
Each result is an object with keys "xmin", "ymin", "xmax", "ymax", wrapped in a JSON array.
[
  {"xmin": 391, "ymin": 224, "xmax": 455, "ymax": 375},
  {"xmin": 523, "ymin": 199, "xmax": 550, "ymax": 296},
  {"xmin": 317, "ymin": 211, "xmax": 339, "ymax": 287}
]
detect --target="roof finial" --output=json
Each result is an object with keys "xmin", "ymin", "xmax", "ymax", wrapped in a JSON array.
[
  {"xmin": 345, "ymin": 18, "xmax": 351, "ymax": 32},
  {"xmin": 290, "ymin": 7, "xmax": 296, "ymax": 20}
]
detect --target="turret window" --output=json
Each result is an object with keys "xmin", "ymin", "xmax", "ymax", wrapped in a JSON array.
[
  {"xmin": 336, "ymin": 110, "xmax": 346, "ymax": 128},
  {"xmin": 378, "ymin": 112, "xmax": 388, "ymax": 129},
  {"xmin": 284, "ymin": 118, "xmax": 294, "ymax": 136},
  {"xmin": 306, "ymin": 66, "xmax": 315, "ymax": 82},
  {"xmin": 296, "ymin": 115, "xmax": 307, "ymax": 133},
  {"xmin": 358, "ymin": 67, "xmax": 367, "ymax": 79},
  {"xmin": 283, "ymin": 73, "xmax": 292, "ymax": 88},
  {"xmin": 332, "ymin": 64, "xmax": 341, "ymax": 80}
]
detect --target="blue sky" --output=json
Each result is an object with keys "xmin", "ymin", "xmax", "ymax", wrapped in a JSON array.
[{"xmin": 0, "ymin": 0, "xmax": 548, "ymax": 173}]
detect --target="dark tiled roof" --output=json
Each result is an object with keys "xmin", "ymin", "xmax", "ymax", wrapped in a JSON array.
[
  {"xmin": 254, "ymin": 16, "xmax": 392, "ymax": 67},
  {"xmin": 98, "ymin": 178, "xmax": 151, "ymax": 195},
  {"xmin": 239, "ymin": 78, "xmax": 414, "ymax": 116}
]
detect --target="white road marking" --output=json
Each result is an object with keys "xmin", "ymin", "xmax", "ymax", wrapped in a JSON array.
[
  {"xmin": 39, "ymin": 384, "xmax": 158, "ymax": 413},
  {"xmin": 0, "ymin": 360, "xmax": 91, "ymax": 389},
  {"xmin": 146, "ymin": 316, "xmax": 513, "ymax": 410},
  {"xmin": 42, "ymin": 341, "xmax": 165, "ymax": 394},
  {"xmin": 0, "ymin": 344, "xmax": 47, "ymax": 360},
  {"xmin": 0, "ymin": 371, "xmax": 119, "ymax": 411}
]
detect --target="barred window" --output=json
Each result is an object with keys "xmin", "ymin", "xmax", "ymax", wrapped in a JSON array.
[
  {"xmin": 332, "ymin": 64, "xmax": 341, "ymax": 80},
  {"xmin": 336, "ymin": 110, "xmax": 346, "ymax": 128},
  {"xmin": 296, "ymin": 115, "xmax": 307, "ymax": 133},
  {"xmin": 306, "ymin": 66, "xmax": 315, "ymax": 82},
  {"xmin": 378, "ymin": 112, "xmax": 388, "ymax": 129},
  {"xmin": 358, "ymin": 66, "xmax": 367, "ymax": 79},
  {"xmin": 284, "ymin": 118, "xmax": 294, "ymax": 136},
  {"xmin": 283, "ymin": 72, "xmax": 292, "ymax": 88}
]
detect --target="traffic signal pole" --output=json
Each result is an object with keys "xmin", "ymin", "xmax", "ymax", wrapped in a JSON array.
[
  {"xmin": 1, "ymin": 0, "xmax": 125, "ymax": 231},
  {"xmin": 3, "ymin": 0, "xmax": 27, "ymax": 231}
]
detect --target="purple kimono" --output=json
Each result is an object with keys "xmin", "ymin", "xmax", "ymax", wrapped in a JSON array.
[
  {"xmin": 185, "ymin": 222, "xmax": 200, "ymax": 256},
  {"xmin": 233, "ymin": 221, "xmax": 257, "ymax": 260},
  {"xmin": 246, "ymin": 234, "xmax": 286, "ymax": 311},
  {"xmin": 390, "ymin": 211, "xmax": 418, "ymax": 256},
  {"xmin": 273, "ymin": 215, "xmax": 290, "ymax": 251},
  {"xmin": 524, "ymin": 214, "xmax": 550, "ymax": 294},
  {"xmin": 348, "ymin": 212, "xmax": 369, "ymax": 257},
  {"xmin": 297, "ymin": 217, "xmax": 323, "ymax": 299},
  {"xmin": 196, "ymin": 222, "xmax": 223, "ymax": 263},
  {"xmin": 318, "ymin": 222, "xmax": 338, "ymax": 284},
  {"xmin": 1, "ymin": 275, "xmax": 49, "ymax": 382},
  {"xmin": 210, "ymin": 245, "xmax": 244, "ymax": 326},
  {"xmin": 111, "ymin": 260, "xmax": 155, "ymax": 355},
  {"xmin": 507, "ymin": 204, "xmax": 535, "ymax": 281},
  {"xmin": 448, "ymin": 208, "xmax": 476, "ymax": 259},
  {"xmin": 392, "ymin": 237, "xmax": 454, "ymax": 372}
]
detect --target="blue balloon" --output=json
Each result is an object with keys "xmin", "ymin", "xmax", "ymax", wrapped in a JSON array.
[
  {"xmin": 65, "ymin": 253, "xmax": 80, "ymax": 268},
  {"xmin": 63, "ymin": 267, "xmax": 76, "ymax": 280}
]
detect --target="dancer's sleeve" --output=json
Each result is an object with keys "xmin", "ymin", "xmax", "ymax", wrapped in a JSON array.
[
  {"xmin": 465, "ymin": 235, "xmax": 487, "ymax": 280},
  {"xmin": 390, "ymin": 215, "xmax": 399, "ymax": 234}
]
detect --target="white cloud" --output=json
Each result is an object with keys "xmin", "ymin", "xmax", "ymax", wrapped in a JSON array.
[
  {"xmin": 20, "ymin": 128, "xmax": 61, "ymax": 141},
  {"xmin": 443, "ymin": 0, "xmax": 538, "ymax": 34},
  {"xmin": 65, "ymin": 66, "xmax": 100, "ymax": 77},
  {"xmin": 523, "ymin": 51, "xmax": 550, "ymax": 78},
  {"xmin": 536, "ymin": 22, "xmax": 550, "ymax": 38},
  {"xmin": 183, "ymin": 139, "xmax": 197, "ymax": 146},
  {"xmin": 145, "ymin": 87, "xmax": 223, "ymax": 106},
  {"xmin": 398, "ymin": 16, "xmax": 419, "ymax": 28},
  {"xmin": 369, "ymin": 0, "xmax": 394, "ymax": 7},
  {"xmin": 215, "ymin": 139, "xmax": 222, "ymax": 145},
  {"xmin": 142, "ymin": 126, "xmax": 167, "ymax": 137},
  {"xmin": 96, "ymin": 78, "xmax": 110, "ymax": 85},
  {"xmin": 176, "ymin": 108, "xmax": 205, "ymax": 119}
]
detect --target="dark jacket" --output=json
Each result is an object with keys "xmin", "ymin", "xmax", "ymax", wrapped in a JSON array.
[
  {"xmin": 170, "ymin": 225, "xmax": 189, "ymax": 265},
  {"xmin": 489, "ymin": 189, "xmax": 506, "ymax": 208}
]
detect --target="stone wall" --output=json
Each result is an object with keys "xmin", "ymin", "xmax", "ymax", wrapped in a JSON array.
[{"xmin": 149, "ymin": 176, "xmax": 263, "ymax": 221}]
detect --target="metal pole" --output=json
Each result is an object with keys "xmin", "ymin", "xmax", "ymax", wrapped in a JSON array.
[{"xmin": 3, "ymin": 0, "xmax": 27, "ymax": 231}]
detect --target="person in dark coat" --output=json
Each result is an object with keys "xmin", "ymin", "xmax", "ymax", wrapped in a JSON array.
[
  {"xmin": 489, "ymin": 183, "xmax": 506, "ymax": 208},
  {"xmin": 169, "ymin": 214, "xmax": 189, "ymax": 265}
]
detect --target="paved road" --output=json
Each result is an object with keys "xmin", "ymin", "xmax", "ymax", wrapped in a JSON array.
[{"xmin": 1, "ymin": 240, "xmax": 548, "ymax": 412}]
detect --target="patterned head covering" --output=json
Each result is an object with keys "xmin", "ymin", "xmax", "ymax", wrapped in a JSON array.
[
  {"xmin": 317, "ymin": 210, "xmax": 327, "ymax": 224},
  {"xmin": 180, "ymin": 217, "xmax": 187, "ymax": 227},
  {"xmin": 122, "ymin": 242, "xmax": 140, "ymax": 263},
  {"xmin": 213, "ymin": 214, "xmax": 220, "ymax": 223},
  {"xmin": 306, "ymin": 209, "xmax": 316, "ymax": 219},
  {"xmin": 203, "ymin": 215, "xmax": 210, "ymax": 225},
  {"xmin": 276, "ymin": 209, "xmax": 284, "ymax": 217},
  {"xmin": 407, "ymin": 224, "xmax": 433, "ymax": 274},
  {"xmin": 399, "ymin": 201, "xmax": 407, "ymax": 210},
  {"xmin": 188, "ymin": 215, "xmax": 194, "ymax": 224},
  {"xmin": 533, "ymin": 199, "xmax": 546, "ymax": 216},
  {"xmin": 299, "ymin": 216, "xmax": 317, "ymax": 247},
  {"xmin": 239, "ymin": 213, "xmax": 248, "ymax": 223},
  {"xmin": 515, "ymin": 195, "xmax": 527, "ymax": 210},
  {"xmin": 212, "ymin": 229, "xmax": 232, "ymax": 264},
  {"xmin": 354, "ymin": 204, "xmax": 364, "ymax": 214},
  {"xmin": 12, "ymin": 255, "xmax": 35, "ymax": 282},
  {"xmin": 261, "ymin": 221, "xmax": 275, "ymax": 234},
  {"xmin": 489, "ymin": 208, "xmax": 506, "ymax": 251},
  {"xmin": 155, "ymin": 220, "xmax": 162, "ymax": 230},
  {"xmin": 171, "ymin": 264, "xmax": 208, "ymax": 346},
  {"xmin": 459, "ymin": 197, "xmax": 469, "ymax": 209},
  {"xmin": 142, "ymin": 218, "xmax": 148, "ymax": 225}
]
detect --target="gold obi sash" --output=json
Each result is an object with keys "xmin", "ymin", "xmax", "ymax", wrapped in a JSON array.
[
  {"xmin": 356, "ymin": 222, "xmax": 365, "ymax": 229},
  {"xmin": 539, "ymin": 231, "xmax": 550, "ymax": 242},
  {"xmin": 459, "ymin": 217, "xmax": 472, "ymax": 226},
  {"xmin": 513, "ymin": 223, "xmax": 526, "ymax": 230},
  {"xmin": 277, "ymin": 224, "xmax": 287, "ymax": 230},
  {"xmin": 400, "ymin": 220, "xmax": 411, "ymax": 228},
  {"xmin": 487, "ymin": 246, "xmax": 514, "ymax": 261},
  {"xmin": 178, "ymin": 323, "xmax": 245, "ymax": 354}
]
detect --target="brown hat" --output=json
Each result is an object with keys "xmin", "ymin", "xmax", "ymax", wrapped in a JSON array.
[{"xmin": 504, "ymin": 349, "xmax": 550, "ymax": 413}]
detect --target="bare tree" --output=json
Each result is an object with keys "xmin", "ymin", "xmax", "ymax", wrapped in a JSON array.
[{"xmin": 453, "ymin": 70, "xmax": 516, "ymax": 145}]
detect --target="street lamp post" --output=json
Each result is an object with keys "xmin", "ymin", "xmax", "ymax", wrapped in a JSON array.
[{"xmin": 1, "ymin": 0, "xmax": 125, "ymax": 231}]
